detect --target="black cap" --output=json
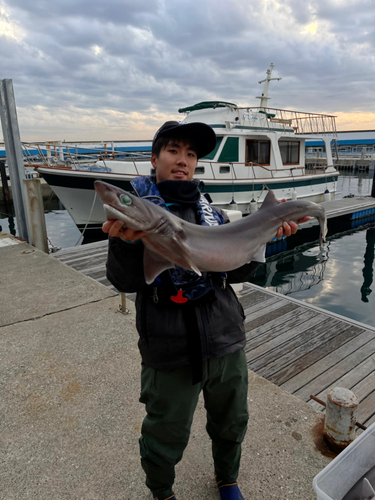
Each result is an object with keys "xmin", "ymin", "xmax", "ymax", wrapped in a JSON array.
[{"xmin": 152, "ymin": 121, "xmax": 217, "ymax": 159}]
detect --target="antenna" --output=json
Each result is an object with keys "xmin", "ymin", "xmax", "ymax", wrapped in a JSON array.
[{"xmin": 256, "ymin": 63, "xmax": 282, "ymax": 109}]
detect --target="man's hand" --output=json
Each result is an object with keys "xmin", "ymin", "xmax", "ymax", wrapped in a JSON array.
[
  {"xmin": 102, "ymin": 220, "xmax": 146, "ymax": 242},
  {"xmin": 275, "ymin": 218, "xmax": 310, "ymax": 238},
  {"xmin": 275, "ymin": 199, "xmax": 310, "ymax": 238}
]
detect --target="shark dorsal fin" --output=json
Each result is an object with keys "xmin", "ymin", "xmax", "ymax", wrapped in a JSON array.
[{"xmin": 259, "ymin": 190, "xmax": 281, "ymax": 209}]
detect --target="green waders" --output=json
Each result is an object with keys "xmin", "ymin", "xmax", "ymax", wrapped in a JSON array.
[{"xmin": 139, "ymin": 349, "xmax": 249, "ymax": 500}]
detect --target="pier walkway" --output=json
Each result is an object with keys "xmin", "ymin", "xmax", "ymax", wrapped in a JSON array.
[{"xmin": 1, "ymin": 232, "xmax": 331, "ymax": 499}]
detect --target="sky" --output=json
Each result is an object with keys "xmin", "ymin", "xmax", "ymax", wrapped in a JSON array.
[{"xmin": 0, "ymin": 0, "xmax": 375, "ymax": 142}]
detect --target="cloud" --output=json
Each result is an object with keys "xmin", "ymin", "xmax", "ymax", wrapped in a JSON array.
[{"xmin": 1, "ymin": 0, "xmax": 375, "ymax": 141}]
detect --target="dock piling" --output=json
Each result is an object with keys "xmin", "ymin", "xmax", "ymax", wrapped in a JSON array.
[{"xmin": 23, "ymin": 178, "xmax": 49, "ymax": 253}]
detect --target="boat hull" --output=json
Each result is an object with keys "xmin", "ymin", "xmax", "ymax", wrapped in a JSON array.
[{"xmin": 37, "ymin": 167, "xmax": 338, "ymax": 237}]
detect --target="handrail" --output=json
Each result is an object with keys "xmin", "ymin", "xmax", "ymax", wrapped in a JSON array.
[
  {"xmin": 236, "ymin": 106, "xmax": 336, "ymax": 118},
  {"xmin": 236, "ymin": 106, "xmax": 337, "ymax": 136},
  {"xmin": 199, "ymin": 160, "xmax": 306, "ymax": 175}
]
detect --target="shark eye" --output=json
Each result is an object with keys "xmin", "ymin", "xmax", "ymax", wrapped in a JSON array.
[{"xmin": 120, "ymin": 194, "xmax": 132, "ymax": 205}]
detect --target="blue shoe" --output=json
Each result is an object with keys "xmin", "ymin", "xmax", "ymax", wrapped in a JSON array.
[
  {"xmin": 216, "ymin": 477, "xmax": 244, "ymax": 500},
  {"xmin": 153, "ymin": 495, "xmax": 176, "ymax": 500}
]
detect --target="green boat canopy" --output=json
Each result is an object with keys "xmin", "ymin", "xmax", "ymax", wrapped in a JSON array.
[{"xmin": 178, "ymin": 101, "xmax": 238, "ymax": 113}]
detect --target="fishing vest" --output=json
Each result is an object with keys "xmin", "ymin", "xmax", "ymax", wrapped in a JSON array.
[{"xmin": 131, "ymin": 175, "xmax": 224, "ymax": 300}]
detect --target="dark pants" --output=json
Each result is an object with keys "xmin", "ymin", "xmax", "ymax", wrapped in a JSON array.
[{"xmin": 139, "ymin": 349, "xmax": 249, "ymax": 499}]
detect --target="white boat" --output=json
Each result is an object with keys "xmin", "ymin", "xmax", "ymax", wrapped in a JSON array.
[{"xmin": 35, "ymin": 64, "xmax": 339, "ymax": 239}]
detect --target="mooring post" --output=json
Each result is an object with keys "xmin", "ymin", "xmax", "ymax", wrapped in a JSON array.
[
  {"xmin": 23, "ymin": 178, "xmax": 49, "ymax": 253},
  {"xmin": 0, "ymin": 79, "xmax": 29, "ymax": 241},
  {"xmin": 323, "ymin": 387, "xmax": 359, "ymax": 451}
]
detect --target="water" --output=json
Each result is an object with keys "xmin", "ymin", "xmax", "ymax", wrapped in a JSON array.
[
  {"xmin": 0, "ymin": 198, "xmax": 82, "ymax": 249},
  {"xmin": 251, "ymin": 169, "xmax": 375, "ymax": 328},
  {"xmin": 1, "ymin": 169, "xmax": 375, "ymax": 326}
]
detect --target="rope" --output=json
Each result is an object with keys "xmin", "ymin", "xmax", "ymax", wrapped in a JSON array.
[
  {"xmin": 74, "ymin": 191, "xmax": 98, "ymax": 246},
  {"xmin": 43, "ymin": 190, "xmax": 55, "ymax": 210}
]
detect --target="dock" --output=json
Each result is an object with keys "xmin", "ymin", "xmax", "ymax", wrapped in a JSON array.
[
  {"xmin": 52, "ymin": 196, "xmax": 375, "ymax": 429},
  {"xmin": 54, "ymin": 243, "xmax": 375, "ymax": 429},
  {"xmin": 240, "ymin": 283, "xmax": 375, "ymax": 428},
  {"xmin": 1, "ymin": 232, "xmax": 332, "ymax": 499}
]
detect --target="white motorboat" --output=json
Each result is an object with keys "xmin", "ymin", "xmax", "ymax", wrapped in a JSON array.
[{"xmin": 35, "ymin": 64, "xmax": 339, "ymax": 238}]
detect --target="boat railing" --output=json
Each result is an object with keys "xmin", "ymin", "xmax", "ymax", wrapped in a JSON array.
[
  {"xmin": 19, "ymin": 141, "xmax": 151, "ymax": 171},
  {"xmin": 236, "ymin": 107, "xmax": 337, "ymax": 136},
  {"xmin": 198, "ymin": 160, "xmax": 331, "ymax": 180}
]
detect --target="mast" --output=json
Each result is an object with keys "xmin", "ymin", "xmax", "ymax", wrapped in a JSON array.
[{"xmin": 256, "ymin": 63, "xmax": 282, "ymax": 109}]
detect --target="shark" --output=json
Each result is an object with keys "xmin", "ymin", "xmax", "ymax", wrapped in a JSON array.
[{"xmin": 94, "ymin": 180, "xmax": 327, "ymax": 285}]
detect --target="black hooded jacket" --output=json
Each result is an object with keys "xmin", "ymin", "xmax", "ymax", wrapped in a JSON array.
[{"xmin": 106, "ymin": 183, "xmax": 261, "ymax": 370}]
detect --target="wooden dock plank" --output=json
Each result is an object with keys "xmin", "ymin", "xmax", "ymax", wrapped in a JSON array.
[
  {"xmin": 357, "ymin": 391, "xmax": 375, "ymax": 425},
  {"xmin": 244, "ymin": 301, "xmax": 297, "ymax": 328},
  {"xmin": 240, "ymin": 290, "xmax": 275, "ymax": 309},
  {"xmin": 254, "ymin": 317, "xmax": 345, "ymax": 379},
  {"xmin": 309, "ymin": 353, "xmax": 375, "ymax": 410},
  {"xmin": 352, "ymin": 367, "xmax": 375, "ymax": 401},
  {"xmin": 58, "ymin": 251, "xmax": 108, "ymax": 267},
  {"xmin": 243, "ymin": 296, "xmax": 285, "ymax": 317},
  {"xmin": 245, "ymin": 309, "xmax": 325, "ymax": 360},
  {"xmin": 277, "ymin": 326, "xmax": 366, "ymax": 394},
  {"xmin": 249, "ymin": 319, "xmax": 351, "ymax": 373},
  {"xmin": 53, "ymin": 239, "xmax": 108, "ymax": 257},
  {"xmin": 364, "ymin": 413, "xmax": 375, "ymax": 427},
  {"xmin": 293, "ymin": 336, "xmax": 375, "ymax": 402},
  {"xmin": 280, "ymin": 329, "xmax": 373, "ymax": 394}
]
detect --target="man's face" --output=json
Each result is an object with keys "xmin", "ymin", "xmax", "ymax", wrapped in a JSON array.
[{"xmin": 151, "ymin": 139, "xmax": 198, "ymax": 183}]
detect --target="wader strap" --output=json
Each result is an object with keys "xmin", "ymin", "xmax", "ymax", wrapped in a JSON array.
[{"xmin": 182, "ymin": 304, "xmax": 203, "ymax": 385}]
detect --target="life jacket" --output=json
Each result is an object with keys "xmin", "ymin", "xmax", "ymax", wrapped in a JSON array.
[{"xmin": 131, "ymin": 175, "xmax": 224, "ymax": 301}]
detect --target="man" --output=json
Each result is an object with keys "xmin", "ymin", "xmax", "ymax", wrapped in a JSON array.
[{"xmin": 103, "ymin": 121, "xmax": 304, "ymax": 500}]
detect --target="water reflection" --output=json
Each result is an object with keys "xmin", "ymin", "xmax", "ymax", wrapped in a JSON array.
[
  {"xmin": 252, "ymin": 219, "xmax": 375, "ymax": 326},
  {"xmin": 361, "ymin": 228, "xmax": 375, "ymax": 303},
  {"xmin": 265, "ymin": 243, "xmax": 329, "ymax": 295},
  {"xmin": 0, "ymin": 205, "xmax": 16, "ymax": 236},
  {"xmin": 253, "ymin": 242, "xmax": 330, "ymax": 295}
]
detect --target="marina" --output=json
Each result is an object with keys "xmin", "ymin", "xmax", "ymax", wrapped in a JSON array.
[
  {"xmin": 2, "ymin": 71, "xmax": 375, "ymax": 499},
  {"xmin": 3, "ymin": 0, "xmax": 375, "ymax": 494}
]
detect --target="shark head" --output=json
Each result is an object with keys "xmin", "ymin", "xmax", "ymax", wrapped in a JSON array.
[{"xmin": 94, "ymin": 180, "xmax": 164, "ymax": 232}]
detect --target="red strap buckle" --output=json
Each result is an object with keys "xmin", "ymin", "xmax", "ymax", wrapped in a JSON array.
[{"xmin": 170, "ymin": 289, "xmax": 188, "ymax": 304}]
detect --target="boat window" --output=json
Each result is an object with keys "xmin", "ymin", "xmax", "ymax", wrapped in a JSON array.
[
  {"xmin": 203, "ymin": 136, "xmax": 223, "ymax": 160},
  {"xmin": 246, "ymin": 140, "xmax": 271, "ymax": 165},
  {"xmin": 279, "ymin": 141, "xmax": 300, "ymax": 165},
  {"xmin": 218, "ymin": 137, "xmax": 239, "ymax": 162},
  {"xmin": 195, "ymin": 166, "xmax": 205, "ymax": 174},
  {"xmin": 220, "ymin": 166, "xmax": 230, "ymax": 174}
]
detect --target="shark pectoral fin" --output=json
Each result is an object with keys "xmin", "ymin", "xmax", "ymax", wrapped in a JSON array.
[
  {"xmin": 143, "ymin": 248, "xmax": 175, "ymax": 285},
  {"xmin": 171, "ymin": 234, "xmax": 202, "ymax": 277}
]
